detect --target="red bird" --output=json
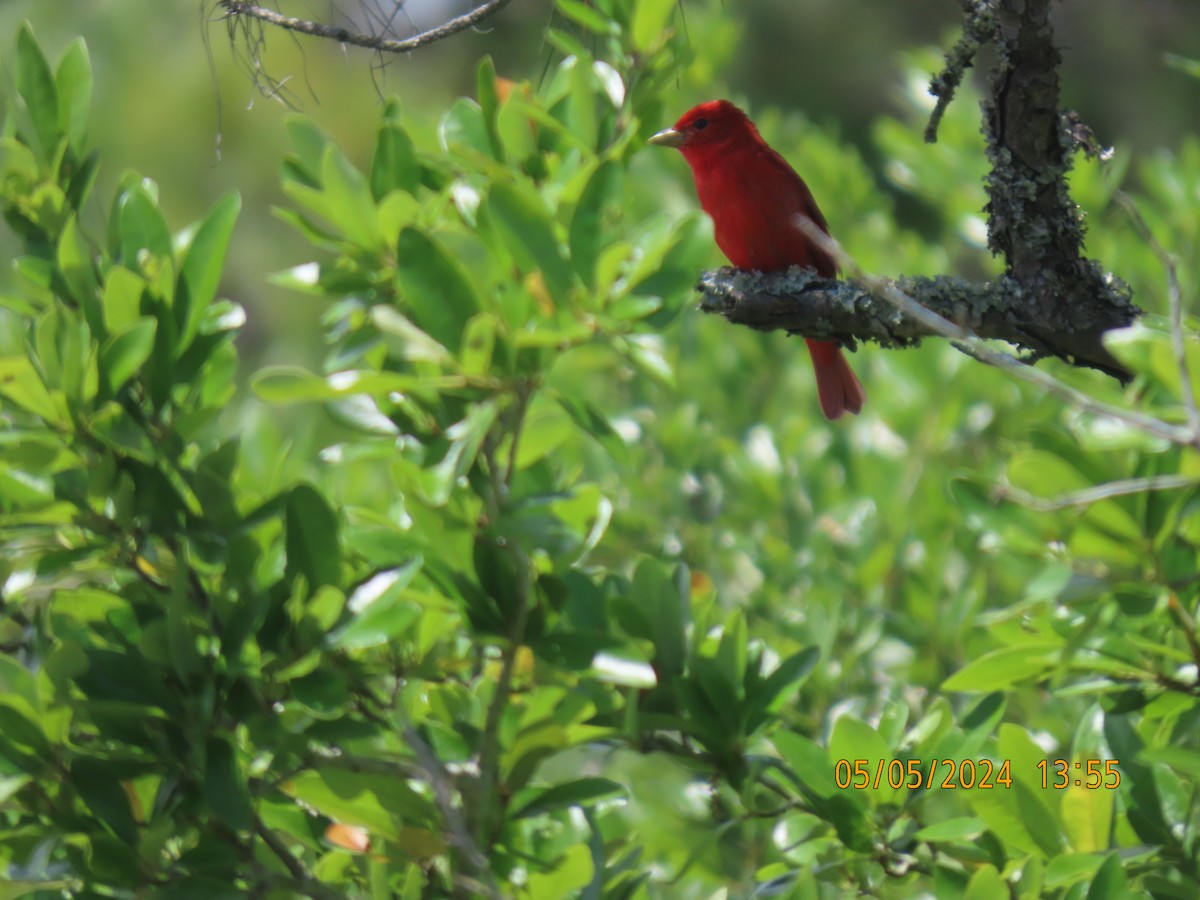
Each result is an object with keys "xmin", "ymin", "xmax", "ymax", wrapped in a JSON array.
[{"xmin": 650, "ymin": 100, "xmax": 865, "ymax": 420}]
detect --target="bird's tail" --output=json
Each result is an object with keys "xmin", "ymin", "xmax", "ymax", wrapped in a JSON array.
[{"xmin": 806, "ymin": 339, "xmax": 865, "ymax": 421}]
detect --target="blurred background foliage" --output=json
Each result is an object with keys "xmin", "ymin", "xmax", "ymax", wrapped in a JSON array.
[{"xmin": 1, "ymin": 0, "xmax": 1200, "ymax": 897}]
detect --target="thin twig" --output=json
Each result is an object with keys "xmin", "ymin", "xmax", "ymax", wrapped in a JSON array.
[
  {"xmin": 503, "ymin": 378, "xmax": 533, "ymax": 490},
  {"xmin": 1115, "ymin": 192, "xmax": 1200, "ymax": 439},
  {"xmin": 994, "ymin": 475, "xmax": 1200, "ymax": 511},
  {"xmin": 217, "ymin": 0, "xmax": 514, "ymax": 55},
  {"xmin": 1167, "ymin": 595, "xmax": 1200, "ymax": 672},
  {"xmin": 401, "ymin": 726, "xmax": 501, "ymax": 899},
  {"xmin": 254, "ymin": 812, "xmax": 343, "ymax": 900},
  {"xmin": 793, "ymin": 217, "xmax": 1199, "ymax": 449}
]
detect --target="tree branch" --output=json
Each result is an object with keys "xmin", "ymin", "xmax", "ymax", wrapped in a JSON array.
[
  {"xmin": 980, "ymin": 0, "xmax": 1136, "ymax": 378},
  {"xmin": 695, "ymin": 265, "xmax": 1139, "ymax": 381},
  {"xmin": 994, "ymin": 475, "xmax": 1200, "ymax": 511},
  {"xmin": 740, "ymin": 224, "xmax": 1195, "ymax": 450},
  {"xmin": 216, "ymin": 0, "xmax": 514, "ymax": 54},
  {"xmin": 706, "ymin": 0, "xmax": 1143, "ymax": 387},
  {"xmin": 925, "ymin": 0, "xmax": 998, "ymax": 142}
]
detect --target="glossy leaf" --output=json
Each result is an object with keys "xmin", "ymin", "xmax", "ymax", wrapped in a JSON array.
[
  {"xmin": 177, "ymin": 192, "xmax": 240, "ymax": 351},
  {"xmin": 285, "ymin": 483, "xmax": 341, "ymax": 590},
  {"xmin": 15, "ymin": 24, "xmax": 58, "ymax": 159},
  {"xmin": 395, "ymin": 228, "xmax": 483, "ymax": 352},
  {"xmin": 99, "ymin": 316, "xmax": 156, "ymax": 392}
]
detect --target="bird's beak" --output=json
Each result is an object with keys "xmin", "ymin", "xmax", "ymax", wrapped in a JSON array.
[{"xmin": 648, "ymin": 127, "xmax": 686, "ymax": 148}]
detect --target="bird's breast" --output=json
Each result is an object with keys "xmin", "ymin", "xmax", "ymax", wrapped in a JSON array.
[{"xmin": 692, "ymin": 150, "xmax": 834, "ymax": 276}]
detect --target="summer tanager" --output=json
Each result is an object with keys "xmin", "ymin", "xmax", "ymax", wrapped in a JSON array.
[{"xmin": 650, "ymin": 99, "xmax": 865, "ymax": 420}]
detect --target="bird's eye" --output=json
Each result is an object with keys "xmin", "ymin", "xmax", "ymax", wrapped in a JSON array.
[{"xmin": 692, "ymin": 118, "xmax": 709, "ymax": 130}]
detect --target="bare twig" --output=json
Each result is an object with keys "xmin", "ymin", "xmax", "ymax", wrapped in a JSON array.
[
  {"xmin": 253, "ymin": 812, "xmax": 344, "ymax": 900},
  {"xmin": 1115, "ymin": 192, "xmax": 1200, "ymax": 439},
  {"xmin": 792, "ymin": 218, "xmax": 1198, "ymax": 449},
  {"xmin": 216, "ymin": 0, "xmax": 514, "ymax": 55},
  {"xmin": 994, "ymin": 475, "xmax": 1200, "ymax": 511},
  {"xmin": 401, "ymin": 726, "xmax": 501, "ymax": 900},
  {"xmin": 1167, "ymin": 595, "xmax": 1200, "ymax": 671},
  {"xmin": 503, "ymin": 378, "xmax": 534, "ymax": 491}
]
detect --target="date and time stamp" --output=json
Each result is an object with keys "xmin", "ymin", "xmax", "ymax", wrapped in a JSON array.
[{"xmin": 833, "ymin": 757, "xmax": 1121, "ymax": 791}]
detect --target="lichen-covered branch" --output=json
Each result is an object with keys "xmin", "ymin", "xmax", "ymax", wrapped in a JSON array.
[
  {"xmin": 980, "ymin": 0, "xmax": 1137, "ymax": 377},
  {"xmin": 709, "ymin": 0, "xmax": 1142, "ymax": 384},
  {"xmin": 925, "ymin": 0, "xmax": 999, "ymax": 142},
  {"xmin": 696, "ymin": 266, "xmax": 1139, "ymax": 381}
]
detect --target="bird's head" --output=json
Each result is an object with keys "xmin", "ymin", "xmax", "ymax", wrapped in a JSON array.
[{"xmin": 648, "ymin": 100, "xmax": 759, "ymax": 164}]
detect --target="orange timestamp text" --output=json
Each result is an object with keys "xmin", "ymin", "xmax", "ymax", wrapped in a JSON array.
[
  {"xmin": 1037, "ymin": 758, "xmax": 1120, "ymax": 789},
  {"xmin": 834, "ymin": 758, "xmax": 1014, "ymax": 790}
]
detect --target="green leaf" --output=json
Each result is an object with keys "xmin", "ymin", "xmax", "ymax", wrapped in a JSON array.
[
  {"xmin": 968, "ymin": 724, "xmax": 1063, "ymax": 859},
  {"xmin": 100, "ymin": 317, "xmax": 156, "ymax": 393},
  {"xmin": 16, "ymin": 23, "xmax": 59, "ymax": 159},
  {"xmin": 0, "ymin": 879, "xmax": 73, "ymax": 900},
  {"xmin": 914, "ymin": 817, "xmax": 987, "ymax": 842},
  {"xmin": 0, "ymin": 656, "xmax": 40, "ymax": 715},
  {"xmin": 486, "ymin": 182, "xmax": 575, "ymax": 300},
  {"xmin": 773, "ymin": 732, "xmax": 838, "ymax": 799},
  {"xmin": 395, "ymin": 228, "xmax": 482, "ymax": 353},
  {"xmin": 54, "ymin": 37, "xmax": 91, "ymax": 154},
  {"xmin": 1139, "ymin": 745, "xmax": 1200, "ymax": 782},
  {"xmin": 1165, "ymin": 53, "xmax": 1200, "ymax": 80},
  {"xmin": 370, "ymin": 121, "xmax": 420, "ymax": 200},
  {"xmin": 699, "ymin": 612, "xmax": 748, "ymax": 715},
  {"xmin": 475, "ymin": 55, "xmax": 504, "ymax": 160},
  {"xmin": 1085, "ymin": 854, "xmax": 1127, "ymax": 900},
  {"xmin": 942, "ymin": 642, "xmax": 1061, "ymax": 691},
  {"xmin": 0, "ymin": 464, "xmax": 53, "ymax": 506},
  {"xmin": 750, "ymin": 646, "xmax": 820, "ymax": 726},
  {"xmin": 631, "ymin": 0, "xmax": 676, "ymax": 52},
  {"xmin": 827, "ymin": 715, "xmax": 902, "ymax": 804},
  {"xmin": 552, "ymin": 393, "xmax": 628, "ymax": 465},
  {"xmin": 964, "ymin": 865, "xmax": 1006, "ymax": 900},
  {"xmin": 1104, "ymin": 713, "xmax": 1172, "ymax": 845},
  {"xmin": 329, "ymin": 559, "xmax": 424, "ymax": 650},
  {"xmin": 438, "ymin": 97, "xmax": 494, "ymax": 159},
  {"xmin": 590, "ymin": 647, "xmax": 656, "ymax": 687},
  {"xmin": 102, "ymin": 265, "xmax": 146, "ymax": 333},
  {"xmin": 460, "ymin": 313, "xmax": 500, "ymax": 376},
  {"xmin": 57, "ymin": 213, "xmax": 99, "ymax": 321},
  {"xmin": 555, "ymin": 0, "xmax": 619, "ymax": 35},
  {"xmin": 630, "ymin": 557, "xmax": 686, "ymax": 677},
  {"xmin": 497, "ymin": 94, "xmax": 538, "ymax": 162},
  {"xmin": 285, "ymin": 768, "xmax": 435, "ymax": 838},
  {"xmin": 177, "ymin": 192, "xmax": 240, "ymax": 352},
  {"xmin": 87, "ymin": 401, "xmax": 154, "ymax": 462},
  {"xmin": 1062, "ymin": 769, "xmax": 1114, "ymax": 853},
  {"xmin": 320, "ymin": 144, "xmax": 384, "ymax": 251},
  {"xmin": 117, "ymin": 186, "xmax": 173, "ymax": 268},
  {"xmin": 0, "ymin": 356, "xmax": 63, "ymax": 424},
  {"xmin": 420, "ymin": 401, "xmax": 500, "ymax": 506},
  {"xmin": 370, "ymin": 306, "xmax": 452, "ymax": 365},
  {"xmin": 569, "ymin": 161, "xmax": 621, "ymax": 288},
  {"xmin": 204, "ymin": 736, "xmax": 254, "ymax": 831},
  {"xmin": 251, "ymin": 365, "xmax": 465, "ymax": 404},
  {"xmin": 285, "ymin": 483, "xmax": 341, "ymax": 590},
  {"xmin": 71, "ymin": 756, "xmax": 138, "ymax": 844},
  {"xmin": 511, "ymin": 777, "xmax": 626, "ymax": 819},
  {"xmin": 283, "ymin": 115, "xmax": 331, "ymax": 183}
]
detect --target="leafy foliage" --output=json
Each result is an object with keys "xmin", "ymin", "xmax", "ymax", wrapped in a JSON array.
[{"xmin": 1, "ymin": 5, "xmax": 1199, "ymax": 899}]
